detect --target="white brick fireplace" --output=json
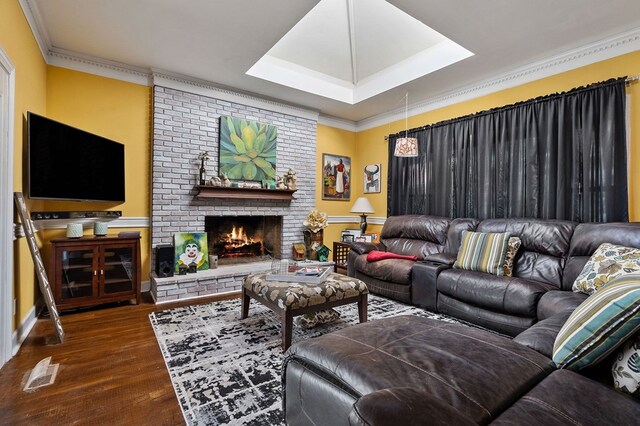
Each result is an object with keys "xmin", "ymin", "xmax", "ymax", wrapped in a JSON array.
[{"xmin": 150, "ymin": 83, "xmax": 318, "ymax": 303}]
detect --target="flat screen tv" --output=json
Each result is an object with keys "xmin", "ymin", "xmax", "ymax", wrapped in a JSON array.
[{"xmin": 28, "ymin": 112, "xmax": 125, "ymax": 202}]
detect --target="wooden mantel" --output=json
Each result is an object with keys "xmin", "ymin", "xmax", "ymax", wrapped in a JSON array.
[{"xmin": 194, "ymin": 185, "xmax": 296, "ymax": 200}]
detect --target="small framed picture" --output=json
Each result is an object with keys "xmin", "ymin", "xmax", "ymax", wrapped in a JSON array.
[
  {"xmin": 344, "ymin": 228, "xmax": 362, "ymax": 238},
  {"xmin": 360, "ymin": 234, "xmax": 374, "ymax": 243},
  {"xmin": 341, "ymin": 233, "xmax": 354, "ymax": 243},
  {"xmin": 354, "ymin": 236, "xmax": 366, "ymax": 243},
  {"xmin": 364, "ymin": 164, "xmax": 381, "ymax": 193}
]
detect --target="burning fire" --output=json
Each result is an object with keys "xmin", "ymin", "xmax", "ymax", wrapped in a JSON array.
[{"xmin": 225, "ymin": 225, "xmax": 255, "ymax": 248}]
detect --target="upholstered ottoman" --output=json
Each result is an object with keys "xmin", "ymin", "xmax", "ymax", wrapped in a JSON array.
[{"xmin": 241, "ymin": 272, "xmax": 368, "ymax": 350}]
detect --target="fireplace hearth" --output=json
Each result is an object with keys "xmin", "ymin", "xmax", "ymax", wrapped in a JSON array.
[{"xmin": 205, "ymin": 216, "xmax": 282, "ymax": 265}]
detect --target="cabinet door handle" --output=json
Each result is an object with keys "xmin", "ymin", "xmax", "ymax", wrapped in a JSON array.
[
  {"xmin": 94, "ymin": 270, "xmax": 97, "ymax": 276},
  {"xmin": 100, "ymin": 269, "xmax": 104, "ymax": 276}
]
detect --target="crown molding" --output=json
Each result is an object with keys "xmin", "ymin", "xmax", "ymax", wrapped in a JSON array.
[
  {"xmin": 152, "ymin": 70, "xmax": 319, "ymax": 122},
  {"xmin": 355, "ymin": 27, "xmax": 640, "ymax": 131},
  {"xmin": 318, "ymin": 115, "xmax": 357, "ymax": 132},
  {"xmin": 48, "ymin": 48, "xmax": 152, "ymax": 86},
  {"xmin": 18, "ymin": 0, "xmax": 50, "ymax": 61}
]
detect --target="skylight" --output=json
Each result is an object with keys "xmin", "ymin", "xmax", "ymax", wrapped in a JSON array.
[{"xmin": 246, "ymin": 0, "xmax": 474, "ymax": 104}]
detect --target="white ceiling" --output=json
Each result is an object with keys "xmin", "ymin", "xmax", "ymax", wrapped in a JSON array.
[
  {"xmin": 25, "ymin": 0, "xmax": 640, "ymax": 123},
  {"xmin": 247, "ymin": 0, "xmax": 472, "ymax": 104}
]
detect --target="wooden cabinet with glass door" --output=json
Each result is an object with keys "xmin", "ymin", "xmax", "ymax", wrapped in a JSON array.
[{"xmin": 49, "ymin": 235, "xmax": 141, "ymax": 310}]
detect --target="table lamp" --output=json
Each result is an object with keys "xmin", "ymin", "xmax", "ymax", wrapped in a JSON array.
[{"xmin": 350, "ymin": 197, "xmax": 375, "ymax": 233}]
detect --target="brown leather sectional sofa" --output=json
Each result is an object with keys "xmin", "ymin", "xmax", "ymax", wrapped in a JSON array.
[{"xmin": 283, "ymin": 216, "xmax": 640, "ymax": 425}]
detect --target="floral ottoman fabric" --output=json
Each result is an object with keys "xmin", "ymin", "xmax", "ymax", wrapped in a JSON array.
[
  {"xmin": 296, "ymin": 309, "xmax": 341, "ymax": 329},
  {"xmin": 243, "ymin": 272, "xmax": 368, "ymax": 311}
]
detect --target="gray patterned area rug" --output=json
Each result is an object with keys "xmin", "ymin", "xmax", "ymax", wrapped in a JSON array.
[{"xmin": 149, "ymin": 294, "xmax": 458, "ymax": 425}]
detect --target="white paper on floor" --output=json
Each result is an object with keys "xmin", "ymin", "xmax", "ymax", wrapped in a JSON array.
[{"xmin": 22, "ymin": 356, "xmax": 59, "ymax": 391}]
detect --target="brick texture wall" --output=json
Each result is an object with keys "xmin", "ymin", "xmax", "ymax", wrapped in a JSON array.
[{"xmin": 151, "ymin": 85, "xmax": 317, "ymax": 301}]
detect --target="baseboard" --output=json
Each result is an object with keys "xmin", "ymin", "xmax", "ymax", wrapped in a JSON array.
[
  {"xmin": 141, "ymin": 280, "xmax": 150, "ymax": 292},
  {"xmin": 11, "ymin": 300, "xmax": 41, "ymax": 356}
]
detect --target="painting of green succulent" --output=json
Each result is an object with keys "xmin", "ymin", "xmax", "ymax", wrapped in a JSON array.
[{"xmin": 219, "ymin": 116, "xmax": 277, "ymax": 182}]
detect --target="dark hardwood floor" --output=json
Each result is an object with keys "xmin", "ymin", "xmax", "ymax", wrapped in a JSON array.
[{"xmin": 0, "ymin": 292, "xmax": 239, "ymax": 425}]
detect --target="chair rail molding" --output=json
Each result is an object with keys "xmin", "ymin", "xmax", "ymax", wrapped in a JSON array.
[{"xmin": 328, "ymin": 216, "xmax": 386, "ymax": 225}]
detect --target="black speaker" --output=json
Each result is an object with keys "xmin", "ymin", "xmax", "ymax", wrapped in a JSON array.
[{"xmin": 155, "ymin": 244, "xmax": 174, "ymax": 278}]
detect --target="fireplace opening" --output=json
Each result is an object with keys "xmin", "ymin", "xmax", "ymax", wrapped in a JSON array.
[{"xmin": 205, "ymin": 216, "xmax": 282, "ymax": 265}]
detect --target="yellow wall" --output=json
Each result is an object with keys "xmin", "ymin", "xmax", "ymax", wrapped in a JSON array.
[
  {"xmin": 45, "ymin": 66, "xmax": 151, "ymax": 218},
  {"xmin": 44, "ymin": 66, "xmax": 152, "ymax": 277},
  {"xmin": 1, "ymin": 0, "xmax": 48, "ymax": 328},
  {"xmin": 315, "ymin": 125, "xmax": 359, "ymax": 252},
  {"xmin": 356, "ymin": 50, "xmax": 640, "ymax": 221},
  {"xmin": 316, "ymin": 124, "xmax": 383, "ymax": 259}
]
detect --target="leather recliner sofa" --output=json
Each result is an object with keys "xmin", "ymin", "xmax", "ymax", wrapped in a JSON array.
[
  {"xmin": 348, "ymin": 216, "xmax": 640, "ymax": 336},
  {"xmin": 346, "ymin": 215, "xmax": 478, "ymax": 304},
  {"xmin": 282, "ymin": 217, "xmax": 640, "ymax": 425}
]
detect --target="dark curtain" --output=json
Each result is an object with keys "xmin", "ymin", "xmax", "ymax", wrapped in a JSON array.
[{"xmin": 388, "ymin": 78, "xmax": 628, "ymax": 222}]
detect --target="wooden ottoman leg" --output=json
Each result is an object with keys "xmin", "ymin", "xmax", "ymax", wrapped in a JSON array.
[
  {"xmin": 282, "ymin": 310, "xmax": 293, "ymax": 351},
  {"xmin": 358, "ymin": 294, "xmax": 368, "ymax": 323},
  {"xmin": 241, "ymin": 287, "xmax": 250, "ymax": 319}
]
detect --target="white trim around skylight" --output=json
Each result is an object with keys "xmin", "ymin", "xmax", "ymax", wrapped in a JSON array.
[
  {"xmin": 247, "ymin": 55, "xmax": 355, "ymax": 104},
  {"xmin": 353, "ymin": 40, "xmax": 472, "ymax": 104},
  {"xmin": 246, "ymin": 0, "xmax": 474, "ymax": 105},
  {"xmin": 248, "ymin": 39, "xmax": 473, "ymax": 105}
]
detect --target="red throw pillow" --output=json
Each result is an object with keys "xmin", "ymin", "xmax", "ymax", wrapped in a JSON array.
[{"xmin": 366, "ymin": 250, "xmax": 418, "ymax": 262}]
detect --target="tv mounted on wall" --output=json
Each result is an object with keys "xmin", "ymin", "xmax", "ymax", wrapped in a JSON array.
[{"xmin": 28, "ymin": 112, "xmax": 125, "ymax": 202}]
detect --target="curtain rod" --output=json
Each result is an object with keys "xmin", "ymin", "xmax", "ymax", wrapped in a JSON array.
[{"xmin": 384, "ymin": 77, "xmax": 636, "ymax": 140}]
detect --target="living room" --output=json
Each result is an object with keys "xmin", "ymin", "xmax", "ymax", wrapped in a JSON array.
[{"xmin": 1, "ymin": 0, "xmax": 640, "ymax": 424}]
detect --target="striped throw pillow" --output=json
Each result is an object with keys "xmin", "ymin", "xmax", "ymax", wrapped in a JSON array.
[
  {"xmin": 453, "ymin": 231, "xmax": 511, "ymax": 276},
  {"xmin": 553, "ymin": 274, "xmax": 640, "ymax": 370}
]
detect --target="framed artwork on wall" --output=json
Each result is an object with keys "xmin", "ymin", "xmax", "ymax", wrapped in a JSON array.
[
  {"xmin": 174, "ymin": 232, "xmax": 209, "ymax": 273},
  {"xmin": 364, "ymin": 164, "xmax": 381, "ymax": 193},
  {"xmin": 322, "ymin": 153, "xmax": 351, "ymax": 200},
  {"xmin": 219, "ymin": 115, "xmax": 277, "ymax": 182}
]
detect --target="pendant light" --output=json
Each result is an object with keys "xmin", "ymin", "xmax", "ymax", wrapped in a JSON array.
[{"xmin": 393, "ymin": 93, "xmax": 419, "ymax": 157}]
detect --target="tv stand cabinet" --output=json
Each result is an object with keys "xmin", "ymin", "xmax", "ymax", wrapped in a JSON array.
[{"xmin": 49, "ymin": 235, "xmax": 141, "ymax": 310}]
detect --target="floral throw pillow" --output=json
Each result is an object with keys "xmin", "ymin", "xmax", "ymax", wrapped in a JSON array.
[
  {"xmin": 572, "ymin": 243, "xmax": 640, "ymax": 295},
  {"xmin": 503, "ymin": 237, "xmax": 522, "ymax": 277},
  {"xmin": 612, "ymin": 334, "xmax": 640, "ymax": 399}
]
